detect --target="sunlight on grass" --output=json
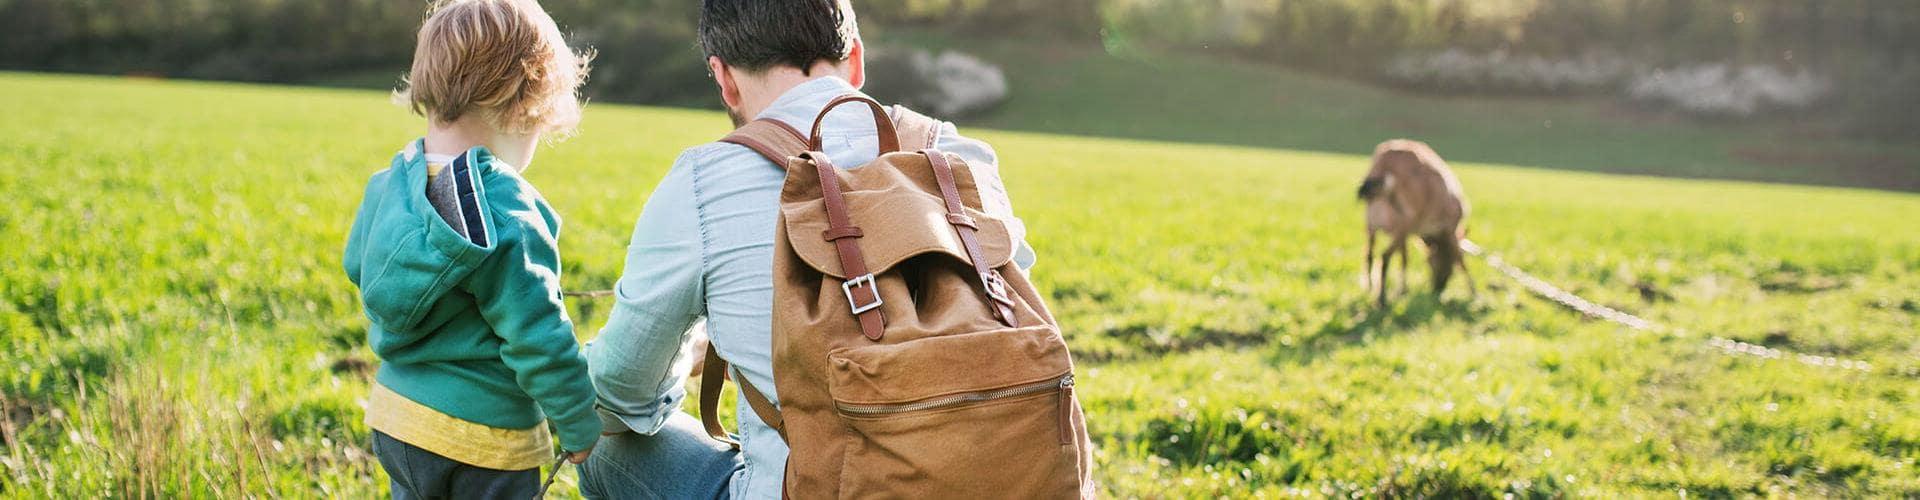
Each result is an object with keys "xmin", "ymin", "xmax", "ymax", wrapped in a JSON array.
[{"xmin": 1, "ymin": 73, "xmax": 1916, "ymax": 496}]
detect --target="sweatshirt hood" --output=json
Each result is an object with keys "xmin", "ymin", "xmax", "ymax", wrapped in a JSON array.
[{"xmin": 346, "ymin": 140, "xmax": 500, "ymax": 332}]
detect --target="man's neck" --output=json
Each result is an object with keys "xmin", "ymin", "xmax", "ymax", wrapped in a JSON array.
[{"xmin": 737, "ymin": 62, "xmax": 850, "ymax": 121}]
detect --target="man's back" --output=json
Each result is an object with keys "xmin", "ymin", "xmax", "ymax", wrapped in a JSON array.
[{"xmin": 585, "ymin": 76, "xmax": 1033, "ymax": 499}]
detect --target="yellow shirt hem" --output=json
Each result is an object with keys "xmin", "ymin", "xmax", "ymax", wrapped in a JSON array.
[{"xmin": 364, "ymin": 383, "xmax": 551, "ymax": 471}]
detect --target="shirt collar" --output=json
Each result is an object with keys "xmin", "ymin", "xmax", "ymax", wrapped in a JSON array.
[{"xmin": 756, "ymin": 76, "xmax": 859, "ymax": 126}]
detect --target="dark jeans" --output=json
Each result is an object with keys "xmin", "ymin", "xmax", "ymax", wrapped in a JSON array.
[{"xmin": 371, "ymin": 430, "xmax": 539, "ymax": 500}]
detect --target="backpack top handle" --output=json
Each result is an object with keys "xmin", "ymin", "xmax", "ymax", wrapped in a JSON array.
[{"xmin": 809, "ymin": 95, "xmax": 901, "ymax": 154}]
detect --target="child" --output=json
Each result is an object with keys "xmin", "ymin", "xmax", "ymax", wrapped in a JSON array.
[{"xmin": 341, "ymin": 0, "xmax": 597, "ymax": 496}]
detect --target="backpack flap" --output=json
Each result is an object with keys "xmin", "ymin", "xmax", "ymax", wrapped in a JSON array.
[{"xmin": 778, "ymin": 159, "xmax": 1016, "ymax": 280}]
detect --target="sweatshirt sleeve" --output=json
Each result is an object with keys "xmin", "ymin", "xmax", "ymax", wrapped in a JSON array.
[{"xmin": 462, "ymin": 211, "xmax": 601, "ymax": 453}]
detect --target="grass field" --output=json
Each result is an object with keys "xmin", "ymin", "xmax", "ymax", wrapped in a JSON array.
[{"xmin": 2, "ymin": 72, "xmax": 1918, "ymax": 497}]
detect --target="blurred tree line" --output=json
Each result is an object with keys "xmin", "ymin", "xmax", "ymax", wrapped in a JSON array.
[
  {"xmin": 0, "ymin": 0, "xmax": 1095, "ymax": 105},
  {"xmin": 0, "ymin": 0, "xmax": 720, "ymax": 104},
  {"xmin": 2, "ymin": 0, "xmax": 1912, "ymax": 136},
  {"xmin": 6, "ymin": 0, "xmax": 1911, "ymax": 86},
  {"xmin": 1090, "ymin": 0, "xmax": 1917, "ymax": 139},
  {"xmin": 0, "ymin": 0, "xmax": 420, "ymax": 82},
  {"xmin": 1096, "ymin": 0, "xmax": 1918, "ymax": 71}
]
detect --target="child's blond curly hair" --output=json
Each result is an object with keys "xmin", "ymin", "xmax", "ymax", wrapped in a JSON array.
[{"xmin": 397, "ymin": 0, "xmax": 591, "ymax": 135}]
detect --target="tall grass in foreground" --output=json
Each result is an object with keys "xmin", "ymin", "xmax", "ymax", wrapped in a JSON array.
[{"xmin": 1, "ymin": 73, "xmax": 1917, "ymax": 496}]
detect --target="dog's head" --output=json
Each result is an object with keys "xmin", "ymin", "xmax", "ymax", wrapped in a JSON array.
[{"xmin": 1357, "ymin": 175, "xmax": 1387, "ymax": 200}]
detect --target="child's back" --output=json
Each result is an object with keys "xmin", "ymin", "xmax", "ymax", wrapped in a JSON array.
[{"xmin": 340, "ymin": 0, "xmax": 597, "ymax": 496}]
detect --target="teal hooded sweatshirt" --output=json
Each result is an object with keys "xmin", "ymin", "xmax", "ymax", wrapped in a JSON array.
[{"xmin": 342, "ymin": 140, "xmax": 598, "ymax": 453}]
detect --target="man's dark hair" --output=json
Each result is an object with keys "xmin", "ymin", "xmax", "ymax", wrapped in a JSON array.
[{"xmin": 699, "ymin": 0, "xmax": 857, "ymax": 75}]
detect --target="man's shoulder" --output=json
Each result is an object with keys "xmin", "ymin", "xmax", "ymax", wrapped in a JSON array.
[
  {"xmin": 678, "ymin": 140, "xmax": 751, "ymax": 162},
  {"xmin": 670, "ymin": 139, "xmax": 787, "ymax": 180}
]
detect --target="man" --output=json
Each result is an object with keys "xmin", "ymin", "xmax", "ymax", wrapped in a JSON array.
[{"xmin": 579, "ymin": 0, "xmax": 1035, "ymax": 498}]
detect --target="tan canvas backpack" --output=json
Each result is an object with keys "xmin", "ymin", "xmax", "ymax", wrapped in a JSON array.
[{"xmin": 695, "ymin": 95, "xmax": 1095, "ymax": 498}]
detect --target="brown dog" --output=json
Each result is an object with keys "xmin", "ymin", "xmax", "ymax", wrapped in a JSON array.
[{"xmin": 1359, "ymin": 139, "xmax": 1474, "ymax": 306}]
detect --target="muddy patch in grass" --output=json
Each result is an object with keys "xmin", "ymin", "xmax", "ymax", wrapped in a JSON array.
[
  {"xmin": 1081, "ymin": 324, "xmax": 1270, "ymax": 362},
  {"xmin": 0, "ymin": 396, "xmax": 50, "ymax": 448},
  {"xmin": 327, "ymin": 355, "xmax": 373, "ymax": 379},
  {"xmin": 1756, "ymin": 269, "xmax": 1849, "ymax": 294},
  {"xmin": 1634, "ymin": 281, "xmax": 1675, "ymax": 303}
]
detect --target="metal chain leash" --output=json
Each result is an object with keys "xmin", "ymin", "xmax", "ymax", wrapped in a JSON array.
[{"xmin": 1459, "ymin": 239, "xmax": 1872, "ymax": 373}]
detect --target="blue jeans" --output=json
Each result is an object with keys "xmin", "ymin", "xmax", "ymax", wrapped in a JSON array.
[
  {"xmin": 578, "ymin": 411, "xmax": 744, "ymax": 500},
  {"xmin": 371, "ymin": 430, "xmax": 537, "ymax": 499}
]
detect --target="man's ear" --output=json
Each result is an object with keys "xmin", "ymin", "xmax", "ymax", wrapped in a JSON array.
[
  {"xmin": 846, "ymin": 38, "xmax": 866, "ymax": 89},
  {"xmin": 709, "ymin": 56, "xmax": 743, "ymax": 110}
]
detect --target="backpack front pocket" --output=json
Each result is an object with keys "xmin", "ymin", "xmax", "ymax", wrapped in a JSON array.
[{"xmin": 826, "ymin": 325, "xmax": 1083, "ymax": 498}]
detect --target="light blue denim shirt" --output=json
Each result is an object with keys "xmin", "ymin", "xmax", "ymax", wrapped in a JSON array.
[{"xmin": 586, "ymin": 76, "xmax": 1034, "ymax": 499}]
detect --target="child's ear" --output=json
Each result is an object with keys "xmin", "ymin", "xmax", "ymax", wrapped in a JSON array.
[{"xmin": 710, "ymin": 56, "xmax": 743, "ymax": 110}]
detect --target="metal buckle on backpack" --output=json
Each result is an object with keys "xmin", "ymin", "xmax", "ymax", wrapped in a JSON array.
[
  {"xmin": 842, "ymin": 274, "xmax": 884, "ymax": 315},
  {"xmin": 981, "ymin": 271, "xmax": 1016, "ymax": 307}
]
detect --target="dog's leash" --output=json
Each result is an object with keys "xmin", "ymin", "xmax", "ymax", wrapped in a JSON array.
[
  {"xmin": 527, "ymin": 289, "xmax": 613, "ymax": 498},
  {"xmin": 532, "ymin": 451, "xmax": 569, "ymax": 499},
  {"xmin": 1461, "ymin": 239, "xmax": 1870, "ymax": 372}
]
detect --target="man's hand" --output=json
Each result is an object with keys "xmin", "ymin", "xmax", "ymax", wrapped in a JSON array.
[{"xmin": 567, "ymin": 446, "xmax": 594, "ymax": 464}]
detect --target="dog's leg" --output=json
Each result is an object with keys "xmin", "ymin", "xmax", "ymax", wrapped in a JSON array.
[
  {"xmin": 1394, "ymin": 234, "xmax": 1410, "ymax": 296},
  {"xmin": 1379, "ymin": 236, "xmax": 1405, "ymax": 306},
  {"xmin": 1364, "ymin": 229, "xmax": 1377, "ymax": 292},
  {"xmin": 1457, "ymin": 246, "xmax": 1477, "ymax": 299}
]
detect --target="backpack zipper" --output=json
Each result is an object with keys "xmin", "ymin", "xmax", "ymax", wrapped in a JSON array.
[
  {"xmin": 1056, "ymin": 374, "xmax": 1075, "ymax": 445},
  {"xmin": 836, "ymin": 374, "xmax": 1073, "ymax": 420}
]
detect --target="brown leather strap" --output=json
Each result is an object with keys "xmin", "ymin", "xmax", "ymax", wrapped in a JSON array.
[
  {"xmin": 923, "ymin": 150, "xmax": 1018, "ymax": 327},
  {"xmin": 719, "ymin": 118, "xmax": 808, "ymax": 166},
  {"xmin": 698, "ymin": 342, "xmax": 788, "ymax": 447},
  {"xmin": 724, "ymin": 102, "xmax": 933, "ymax": 165},
  {"xmin": 698, "ymin": 343, "xmax": 738, "ymax": 449},
  {"xmin": 809, "ymin": 95, "xmax": 899, "ymax": 154},
  {"xmin": 803, "ymin": 151, "xmax": 887, "ymax": 341},
  {"xmin": 733, "ymin": 367, "xmax": 786, "ymax": 440}
]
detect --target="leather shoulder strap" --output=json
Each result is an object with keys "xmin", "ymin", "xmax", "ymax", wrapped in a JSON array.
[
  {"xmin": 698, "ymin": 343, "xmax": 788, "ymax": 449},
  {"xmin": 719, "ymin": 119, "xmax": 808, "ymax": 166},
  {"xmin": 698, "ymin": 343, "xmax": 739, "ymax": 448},
  {"xmin": 890, "ymin": 105, "xmax": 943, "ymax": 151},
  {"xmin": 923, "ymin": 150, "xmax": 1018, "ymax": 327},
  {"xmin": 724, "ymin": 104, "xmax": 938, "ymax": 164},
  {"xmin": 734, "ymin": 366, "xmax": 785, "ymax": 440}
]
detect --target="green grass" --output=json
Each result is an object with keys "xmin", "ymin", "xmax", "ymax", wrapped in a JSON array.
[{"xmin": 2, "ymin": 72, "xmax": 1917, "ymax": 497}]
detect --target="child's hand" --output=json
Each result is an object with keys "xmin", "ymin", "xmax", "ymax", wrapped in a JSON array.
[{"xmin": 566, "ymin": 446, "xmax": 594, "ymax": 464}]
